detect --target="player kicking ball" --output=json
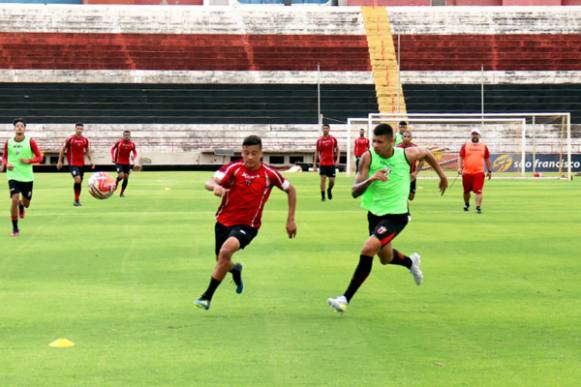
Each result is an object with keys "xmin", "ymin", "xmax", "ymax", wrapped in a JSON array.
[
  {"xmin": 327, "ymin": 124, "xmax": 447, "ymax": 314},
  {"xmin": 194, "ymin": 135, "xmax": 297, "ymax": 311}
]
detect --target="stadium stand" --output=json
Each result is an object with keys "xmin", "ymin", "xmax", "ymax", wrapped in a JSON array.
[{"xmin": 0, "ymin": 5, "xmax": 579, "ymax": 166}]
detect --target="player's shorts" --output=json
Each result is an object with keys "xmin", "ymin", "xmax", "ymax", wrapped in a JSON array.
[
  {"xmin": 215, "ymin": 222, "xmax": 259, "ymax": 256},
  {"xmin": 69, "ymin": 166, "xmax": 85, "ymax": 179},
  {"xmin": 115, "ymin": 164, "xmax": 132, "ymax": 175},
  {"xmin": 319, "ymin": 165, "xmax": 336, "ymax": 178},
  {"xmin": 410, "ymin": 179, "xmax": 417, "ymax": 194},
  {"xmin": 8, "ymin": 180, "xmax": 33, "ymax": 200},
  {"xmin": 462, "ymin": 173, "xmax": 485, "ymax": 194},
  {"xmin": 368, "ymin": 212, "xmax": 409, "ymax": 247}
]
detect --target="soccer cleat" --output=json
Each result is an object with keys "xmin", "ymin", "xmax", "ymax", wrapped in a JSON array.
[
  {"xmin": 476, "ymin": 207, "xmax": 482, "ymax": 214},
  {"xmin": 327, "ymin": 188, "xmax": 333, "ymax": 200},
  {"xmin": 463, "ymin": 204, "xmax": 470, "ymax": 212},
  {"xmin": 327, "ymin": 295, "xmax": 348, "ymax": 313},
  {"xmin": 120, "ymin": 193, "xmax": 125, "ymax": 198},
  {"xmin": 73, "ymin": 201, "xmax": 81, "ymax": 207},
  {"xmin": 11, "ymin": 230, "xmax": 20, "ymax": 237},
  {"xmin": 18, "ymin": 203, "xmax": 25, "ymax": 219},
  {"xmin": 409, "ymin": 253, "xmax": 423, "ymax": 286},
  {"xmin": 194, "ymin": 298, "xmax": 210, "ymax": 311},
  {"xmin": 231, "ymin": 263, "xmax": 244, "ymax": 294}
]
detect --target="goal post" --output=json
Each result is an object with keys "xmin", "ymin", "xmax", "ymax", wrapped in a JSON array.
[{"xmin": 346, "ymin": 112, "xmax": 572, "ymax": 180}]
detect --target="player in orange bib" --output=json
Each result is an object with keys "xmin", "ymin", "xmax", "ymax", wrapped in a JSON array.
[{"xmin": 458, "ymin": 129, "xmax": 492, "ymax": 214}]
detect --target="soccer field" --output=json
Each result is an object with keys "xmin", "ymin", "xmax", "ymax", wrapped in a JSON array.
[{"xmin": 1, "ymin": 172, "xmax": 580, "ymax": 386}]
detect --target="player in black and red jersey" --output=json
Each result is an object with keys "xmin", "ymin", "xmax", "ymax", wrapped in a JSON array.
[
  {"xmin": 56, "ymin": 123, "xmax": 95, "ymax": 206},
  {"xmin": 194, "ymin": 135, "xmax": 297, "ymax": 311},
  {"xmin": 111, "ymin": 130, "xmax": 139, "ymax": 197}
]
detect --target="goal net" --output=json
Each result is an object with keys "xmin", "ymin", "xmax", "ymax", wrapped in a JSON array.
[{"xmin": 346, "ymin": 113, "xmax": 572, "ymax": 180}]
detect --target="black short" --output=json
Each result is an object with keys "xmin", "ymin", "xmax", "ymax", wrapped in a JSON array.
[
  {"xmin": 115, "ymin": 164, "xmax": 132, "ymax": 175},
  {"xmin": 8, "ymin": 180, "xmax": 33, "ymax": 200},
  {"xmin": 368, "ymin": 212, "xmax": 409, "ymax": 247},
  {"xmin": 69, "ymin": 166, "xmax": 85, "ymax": 179},
  {"xmin": 215, "ymin": 222, "xmax": 258, "ymax": 256},
  {"xmin": 319, "ymin": 165, "xmax": 336, "ymax": 178},
  {"xmin": 410, "ymin": 179, "xmax": 417, "ymax": 194}
]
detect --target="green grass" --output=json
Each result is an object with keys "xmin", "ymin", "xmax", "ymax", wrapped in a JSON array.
[{"xmin": 1, "ymin": 172, "xmax": 580, "ymax": 386}]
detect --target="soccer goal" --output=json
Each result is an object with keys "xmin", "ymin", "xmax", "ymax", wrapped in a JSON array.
[{"xmin": 346, "ymin": 113, "xmax": 572, "ymax": 180}]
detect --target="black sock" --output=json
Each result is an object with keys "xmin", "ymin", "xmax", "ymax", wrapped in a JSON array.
[
  {"xmin": 344, "ymin": 255, "xmax": 373, "ymax": 302},
  {"xmin": 11, "ymin": 218, "xmax": 18, "ymax": 231},
  {"xmin": 18, "ymin": 202, "xmax": 24, "ymax": 212},
  {"xmin": 390, "ymin": 249, "xmax": 412, "ymax": 269},
  {"xmin": 464, "ymin": 201, "xmax": 470, "ymax": 207},
  {"xmin": 116, "ymin": 177, "xmax": 122, "ymax": 186},
  {"xmin": 327, "ymin": 187, "xmax": 333, "ymax": 199},
  {"xmin": 121, "ymin": 179, "xmax": 128, "ymax": 194},
  {"xmin": 201, "ymin": 277, "xmax": 222, "ymax": 301},
  {"xmin": 321, "ymin": 191, "xmax": 325, "ymax": 200},
  {"xmin": 476, "ymin": 206, "xmax": 481, "ymax": 212},
  {"xmin": 230, "ymin": 265, "xmax": 241, "ymax": 285}
]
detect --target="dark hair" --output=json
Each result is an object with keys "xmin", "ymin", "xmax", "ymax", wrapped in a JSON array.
[
  {"xmin": 123, "ymin": 130, "xmax": 131, "ymax": 134},
  {"xmin": 399, "ymin": 121, "xmax": 408, "ymax": 127},
  {"xmin": 13, "ymin": 118, "xmax": 26, "ymax": 127},
  {"xmin": 322, "ymin": 124, "xmax": 330, "ymax": 129},
  {"xmin": 242, "ymin": 135, "xmax": 262, "ymax": 148},
  {"xmin": 373, "ymin": 123, "xmax": 394, "ymax": 138},
  {"xmin": 75, "ymin": 122, "xmax": 84, "ymax": 127}
]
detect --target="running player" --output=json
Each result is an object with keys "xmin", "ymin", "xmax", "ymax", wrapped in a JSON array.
[
  {"xmin": 458, "ymin": 129, "xmax": 492, "ymax": 214},
  {"xmin": 397, "ymin": 130, "xmax": 425, "ymax": 201},
  {"xmin": 313, "ymin": 124, "xmax": 340, "ymax": 201},
  {"xmin": 111, "ymin": 130, "xmax": 139, "ymax": 197},
  {"xmin": 194, "ymin": 135, "xmax": 297, "ymax": 311},
  {"xmin": 1, "ymin": 118, "xmax": 43, "ymax": 236},
  {"xmin": 327, "ymin": 123, "xmax": 448, "ymax": 313},
  {"xmin": 395, "ymin": 121, "xmax": 408, "ymax": 146},
  {"xmin": 353, "ymin": 128, "xmax": 370, "ymax": 172},
  {"xmin": 56, "ymin": 123, "xmax": 95, "ymax": 206}
]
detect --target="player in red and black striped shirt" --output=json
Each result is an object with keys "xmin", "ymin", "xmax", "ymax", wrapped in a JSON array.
[
  {"xmin": 56, "ymin": 123, "xmax": 95, "ymax": 206},
  {"xmin": 111, "ymin": 130, "xmax": 139, "ymax": 197},
  {"xmin": 194, "ymin": 135, "xmax": 297, "ymax": 311}
]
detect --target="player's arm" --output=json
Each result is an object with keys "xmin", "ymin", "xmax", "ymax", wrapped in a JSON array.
[
  {"xmin": 485, "ymin": 146, "xmax": 492, "ymax": 180},
  {"xmin": 20, "ymin": 139, "xmax": 43, "ymax": 164},
  {"xmin": 412, "ymin": 159, "xmax": 425, "ymax": 181},
  {"xmin": 457, "ymin": 145, "xmax": 465, "ymax": 175},
  {"xmin": 406, "ymin": 147, "xmax": 448, "ymax": 195},
  {"xmin": 86, "ymin": 140, "xmax": 95, "ymax": 169},
  {"xmin": 56, "ymin": 139, "xmax": 67, "ymax": 170},
  {"xmin": 313, "ymin": 148, "xmax": 319, "ymax": 171},
  {"xmin": 110, "ymin": 142, "xmax": 118, "ymax": 163},
  {"xmin": 1, "ymin": 141, "xmax": 8, "ymax": 172},
  {"xmin": 284, "ymin": 183, "xmax": 297, "ymax": 239},
  {"xmin": 205, "ymin": 177, "xmax": 228, "ymax": 197},
  {"xmin": 351, "ymin": 151, "xmax": 387, "ymax": 198},
  {"xmin": 334, "ymin": 140, "xmax": 340, "ymax": 165}
]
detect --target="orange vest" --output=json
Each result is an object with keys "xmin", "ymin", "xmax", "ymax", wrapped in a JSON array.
[{"xmin": 463, "ymin": 142, "xmax": 487, "ymax": 174}]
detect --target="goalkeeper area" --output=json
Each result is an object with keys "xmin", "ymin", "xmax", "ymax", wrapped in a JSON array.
[
  {"xmin": 347, "ymin": 112, "xmax": 574, "ymax": 180},
  {"xmin": 2, "ymin": 172, "xmax": 580, "ymax": 386}
]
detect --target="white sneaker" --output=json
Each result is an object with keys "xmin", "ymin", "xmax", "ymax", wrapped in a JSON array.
[
  {"xmin": 409, "ymin": 253, "xmax": 423, "ymax": 286},
  {"xmin": 327, "ymin": 295, "xmax": 348, "ymax": 313}
]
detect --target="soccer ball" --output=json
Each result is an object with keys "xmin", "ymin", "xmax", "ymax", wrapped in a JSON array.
[{"xmin": 88, "ymin": 172, "xmax": 117, "ymax": 200}]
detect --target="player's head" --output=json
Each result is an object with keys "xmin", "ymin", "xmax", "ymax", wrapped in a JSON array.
[
  {"xmin": 372, "ymin": 123, "xmax": 395, "ymax": 153},
  {"xmin": 123, "ymin": 130, "xmax": 131, "ymax": 141},
  {"xmin": 471, "ymin": 128, "xmax": 481, "ymax": 143},
  {"xmin": 75, "ymin": 123, "xmax": 84, "ymax": 136},
  {"xmin": 242, "ymin": 135, "xmax": 263, "ymax": 170},
  {"xmin": 402, "ymin": 130, "xmax": 413, "ymax": 145},
  {"xmin": 13, "ymin": 118, "xmax": 26, "ymax": 135},
  {"xmin": 322, "ymin": 124, "xmax": 330, "ymax": 136},
  {"xmin": 359, "ymin": 128, "xmax": 366, "ymax": 137},
  {"xmin": 398, "ymin": 121, "xmax": 408, "ymax": 133}
]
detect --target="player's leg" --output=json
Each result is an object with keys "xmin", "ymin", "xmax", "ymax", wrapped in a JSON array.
[
  {"xmin": 378, "ymin": 244, "xmax": 422, "ymax": 286},
  {"xmin": 120, "ymin": 167, "xmax": 130, "ymax": 197},
  {"xmin": 327, "ymin": 166, "xmax": 336, "ymax": 200},
  {"xmin": 474, "ymin": 173, "xmax": 485, "ymax": 214},
  {"xmin": 18, "ymin": 182, "xmax": 33, "ymax": 219},
  {"xmin": 70, "ymin": 167, "xmax": 82, "ymax": 206},
  {"xmin": 462, "ymin": 174, "xmax": 472, "ymax": 211},
  {"xmin": 319, "ymin": 172, "xmax": 327, "ymax": 201},
  {"xmin": 115, "ymin": 165, "xmax": 124, "ymax": 188},
  {"xmin": 9, "ymin": 190, "xmax": 19, "ymax": 236}
]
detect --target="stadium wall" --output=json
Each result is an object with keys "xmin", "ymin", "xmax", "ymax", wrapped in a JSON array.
[{"xmin": 0, "ymin": 5, "xmax": 580, "ymax": 165}]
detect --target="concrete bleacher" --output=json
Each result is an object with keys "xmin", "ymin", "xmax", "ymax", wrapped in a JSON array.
[{"xmin": 0, "ymin": 5, "xmax": 580, "ymax": 166}]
